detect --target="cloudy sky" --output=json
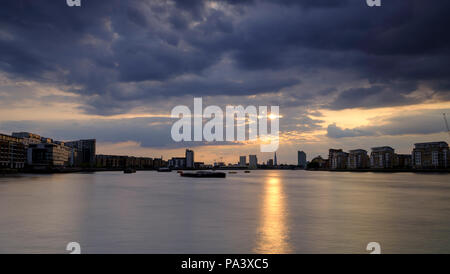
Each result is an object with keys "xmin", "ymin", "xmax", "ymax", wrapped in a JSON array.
[{"xmin": 1, "ymin": 0, "xmax": 449, "ymax": 164}]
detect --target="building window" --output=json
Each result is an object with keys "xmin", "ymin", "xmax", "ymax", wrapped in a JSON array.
[
  {"xmin": 415, "ymin": 152, "xmax": 421, "ymax": 166},
  {"xmin": 432, "ymin": 151, "xmax": 439, "ymax": 166}
]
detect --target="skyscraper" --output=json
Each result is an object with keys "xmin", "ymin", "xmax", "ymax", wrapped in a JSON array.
[
  {"xmin": 185, "ymin": 149, "xmax": 194, "ymax": 168},
  {"xmin": 331, "ymin": 150, "xmax": 349, "ymax": 170},
  {"xmin": 0, "ymin": 133, "xmax": 26, "ymax": 169},
  {"xmin": 274, "ymin": 152, "xmax": 277, "ymax": 166},
  {"xmin": 348, "ymin": 149, "xmax": 368, "ymax": 169},
  {"xmin": 370, "ymin": 146, "xmax": 395, "ymax": 169},
  {"xmin": 239, "ymin": 156, "xmax": 246, "ymax": 167},
  {"xmin": 65, "ymin": 139, "xmax": 96, "ymax": 167},
  {"xmin": 297, "ymin": 151, "xmax": 306, "ymax": 168},
  {"xmin": 412, "ymin": 142, "xmax": 449, "ymax": 169},
  {"xmin": 249, "ymin": 155, "xmax": 258, "ymax": 169}
]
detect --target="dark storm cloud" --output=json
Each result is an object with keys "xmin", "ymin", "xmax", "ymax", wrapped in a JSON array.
[
  {"xmin": 286, "ymin": 115, "xmax": 324, "ymax": 133},
  {"xmin": 0, "ymin": 0, "xmax": 449, "ymax": 115},
  {"xmin": 327, "ymin": 82, "xmax": 421, "ymax": 110},
  {"xmin": 327, "ymin": 123, "xmax": 375, "ymax": 138},
  {"xmin": 0, "ymin": 117, "xmax": 172, "ymax": 147},
  {"xmin": 0, "ymin": 117, "xmax": 237, "ymax": 149}
]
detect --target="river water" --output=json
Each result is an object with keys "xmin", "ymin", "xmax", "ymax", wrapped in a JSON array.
[{"xmin": 0, "ymin": 170, "xmax": 449, "ymax": 253}]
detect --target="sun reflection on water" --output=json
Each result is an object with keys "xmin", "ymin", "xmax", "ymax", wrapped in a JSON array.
[{"xmin": 254, "ymin": 175, "xmax": 292, "ymax": 253}]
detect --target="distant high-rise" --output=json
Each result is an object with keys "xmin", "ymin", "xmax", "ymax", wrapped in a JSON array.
[
  {"xmin": 274, "ymin": 152, "xmax": 277, "ymax": 166},
  {"xmin": 0, "ymin": 133, "xmax": 26, "ymax": 169},
  {"xmin": 239, "ymin": 156, "xmax": 246, "ymax": 167},
  {"xmin": 169, "ymin": 157, "xmax": 186, "ymax": 169},
  {"xmin": 12, "ymin": 132, "xmax": 42, "ymax": 146},
  {"xmin": 27, "ymin": 143, "xmax": 71, "ymax": 167},
  {"xmin": 328, "ymin": 149, "xmax": 343, "ymax": 169},
  {"xmin": 348, "ymin": 149, "xmax": 369, "ymax": 169},
  {"xmin": 249, "ymin": 155, "xmax": 258, "ymax": 169},
  {"xmin": 297, "ymin": 151, "xmax": 306, "ymax": 168},
  {"xmin": 331, "ymin": 150, "xmax": 349, "ymax": 170},
  {"xmin": 412, "ymin": 142, "xmax": 449, "ymax": 169},
  {"xmin": 65, "ymin": 139, "xmax": 96, "ymax": 167},
  {"xmin": 370, "ymin": 146, "xmax": 395, "ymax": 169},
  {"xmin": 185, "ymin": 149, "xmax": 194, "ymax": 168}
]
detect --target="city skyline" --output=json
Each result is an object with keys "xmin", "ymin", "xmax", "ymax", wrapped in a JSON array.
[
  {"xmin": 2, "ymin": 0, "xmax": 450, "ymax": 258},
  {"xmin": 0, "ymin": 1, "xmax": 450, "ymax": 164},
  {"xmin": 2, "ymin": 129, "xmax": 448, "ymax": 168}
]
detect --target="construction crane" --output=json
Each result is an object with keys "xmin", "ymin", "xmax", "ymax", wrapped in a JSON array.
[{"xmin": 444, "ymin": 113, "xmax": 450, "ymax": 138}]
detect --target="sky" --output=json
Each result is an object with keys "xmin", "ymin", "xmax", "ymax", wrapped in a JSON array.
[{"xmin": 1, "ymin": 0, "xmax": 450, "ymax": 164}]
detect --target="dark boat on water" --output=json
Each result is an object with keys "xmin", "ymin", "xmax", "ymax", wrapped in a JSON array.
[
  {"xmin": 157, "ymin": 167, "xmax": 172, "ymax": 172},
  {"xmin": 180, "ymin": 171, "xmax": 226, "ymax": 178},
  {"xmin": 124, "ymin": 168, "xmax": 136, "ymax": 174},
  {"xmin": 244, "ymin": 170, "xmax": 251, "ymax": 173}
]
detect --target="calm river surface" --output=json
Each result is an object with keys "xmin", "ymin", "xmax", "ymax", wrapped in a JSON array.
[{"xmin": 0, "ymin": 170, "xmax": 449, "ymax": 253}]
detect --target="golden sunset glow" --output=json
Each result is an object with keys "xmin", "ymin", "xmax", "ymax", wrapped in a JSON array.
[
  {"xmin": 268, "ymin": 113, "xmax": 282, "ymax": 120},
  {"xmin": 316, "ymin": 102, "xmax": 450, "ymax": 128},
  {"xmin": 254, "ymin": 175, "xmax": 292, "ymax": 254}
]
